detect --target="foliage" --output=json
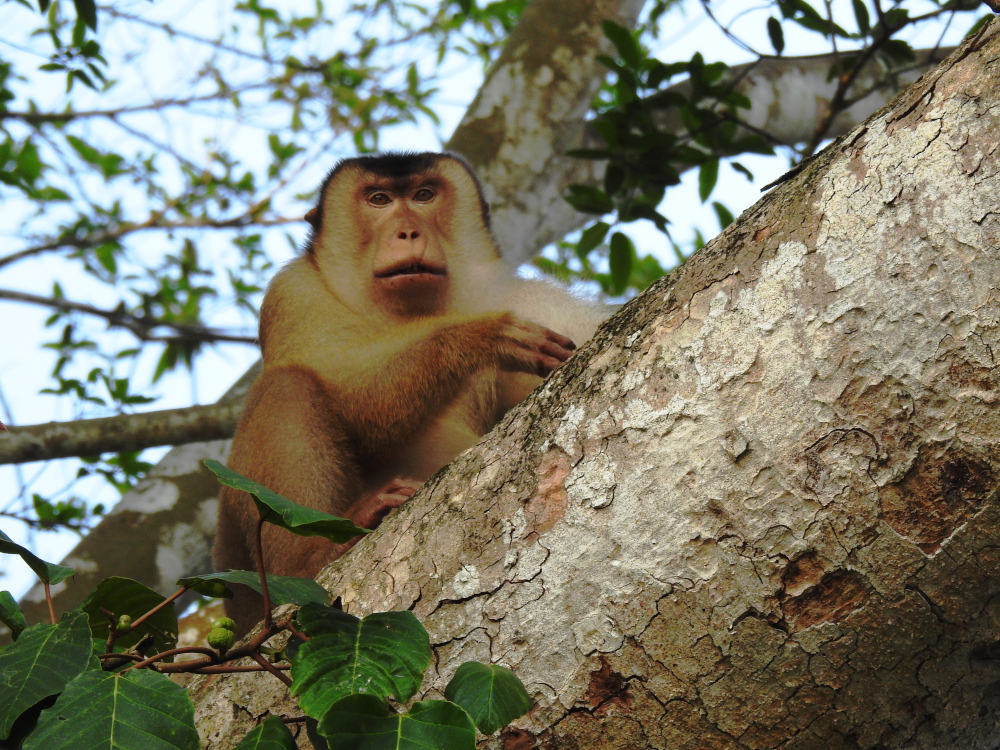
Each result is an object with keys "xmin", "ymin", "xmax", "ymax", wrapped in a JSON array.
[
  {"xmin": 548, "ymin": 2, "xmax": 988, "ymax": 297},
  {"xmin": 0, "ymin": 463, "xmax": 532, "ymax": 748}
]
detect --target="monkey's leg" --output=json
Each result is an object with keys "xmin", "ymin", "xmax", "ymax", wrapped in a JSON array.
[{"xmin": 215, "ymin": 365, "xmax": 359, "ymax": 634}]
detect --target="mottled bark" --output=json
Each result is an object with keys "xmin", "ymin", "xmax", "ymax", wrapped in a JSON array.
[{"xmin": 193, "ymin": 20, "xmax": 1000, "ymax": 749}]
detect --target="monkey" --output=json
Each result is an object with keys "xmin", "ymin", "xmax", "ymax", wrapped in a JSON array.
[{"xmin": 213, "ymin": 152, "xmax": 608, "ymax": 634}]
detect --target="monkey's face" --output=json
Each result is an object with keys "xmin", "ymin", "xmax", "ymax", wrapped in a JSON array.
[
  {"xmin": 313, "ymin": 155, "xmax": 502, "ymax": 321},
  {"xmin": 363, "ymin": 178, "xmax": 451, "ymax": 317}
]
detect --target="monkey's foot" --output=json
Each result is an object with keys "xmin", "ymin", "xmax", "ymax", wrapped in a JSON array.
[{"xmin": 349, "ymin": 478, "xmax": 422, "ymax": 529}]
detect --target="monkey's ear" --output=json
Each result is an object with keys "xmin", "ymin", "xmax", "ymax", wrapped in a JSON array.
[{"xmin": 304, "ymin": 208, "xmax": 319, "ymax": 228}]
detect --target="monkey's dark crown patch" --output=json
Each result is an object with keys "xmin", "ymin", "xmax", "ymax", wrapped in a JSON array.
[{"xmin": 337, "ymin": 151, "xmax": 443, "ymax": 178}]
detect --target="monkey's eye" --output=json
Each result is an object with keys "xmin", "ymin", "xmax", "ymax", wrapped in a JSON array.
[
  {"xmin": 368, "ymin": 192, "xmax": 392, "ymax": 207},
  {"xmin": 412, "ymin": 187, "xmax": 435, "ymax": 202}
]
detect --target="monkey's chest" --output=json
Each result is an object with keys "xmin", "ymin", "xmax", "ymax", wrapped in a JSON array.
[{"xmin": 363, "ymin": 375, "xmax": 500, "ymax": 491}]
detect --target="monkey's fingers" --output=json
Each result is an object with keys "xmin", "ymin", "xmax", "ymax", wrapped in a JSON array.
[
  {"xmin": 544, "ymin": 329, "xmax": 577, "ymax": 352},
  {"xmin": 537, "ymin": 337, "xmax": 576, "ymax": 362}
]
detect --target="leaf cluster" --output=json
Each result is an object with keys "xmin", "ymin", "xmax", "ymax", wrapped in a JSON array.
[
  {"xmin": 0, "ymin": 462, "xmax": 533, "ymax": 748},
  {"xmin": 556, "ymin": 0, "xmax": 987, "ymax": 296},
  {"xmin": 558, "ymin": 21, "xmax": 770, "ymax": 296}
]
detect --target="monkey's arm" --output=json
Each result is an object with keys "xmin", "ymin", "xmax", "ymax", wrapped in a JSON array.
[{"xmin": 321, "ymin": 313, "xmax": 574, "ymax": 453}]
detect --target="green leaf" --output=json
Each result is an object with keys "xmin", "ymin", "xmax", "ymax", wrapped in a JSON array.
[
  {"xmin": 204, "ymin": 460, "xmax": 367, "ymax": 543},
  {"xmin": 444, "ymin": 662, "xmax": 532, "ymax": 734},
  {"xmin": 601, "ymin": 20, "xmax": 642, "ymax": 70},
  {"xmin": 317, "ymin": 695, "xmax": 476, "ymax": 750},
  {"xmin": 698, "ymin": 158, "xmax": 719, "ymax": 203},
  {"xmin": 608, "ymin": 232, "xmax": 633, "ymax": 296},
  {"xmin": 72, "ymin": 0, "xmax": 97, "ymax": 30},
  {"xmin": 14, "ymin": 140, "xmax": 43, "ymax": 183},
  {"xmin": 290, "ymin": 604, "xmax": 431, "ymax": 719},
  {"xmin": 79, "ymin": 577, "xmax": 177, "ymax": 655},
  {"xmin": 766, "ymin": 17, "xmax": 784, "ymax": 54},
  {"xmin": 66, "ymin": 134, "xmax": 99, "ymax": 163},
  {"xmin": 712, "ymin": 201, "xmax": 735, "ymax": 230},
  {"xmin": 178, "ymin": 571, "xmax": 330, "ymax": 607},
  {"xmin": 24, "ymin": 669, "xmax": 199, "ymax": 750},
  {"xmin": 851, "ymin": 0, "xmax": 870, "ymax": 34},
  {"xmin": 234, "ymin": 715, "xmax": 297, "ymax": 749},
  {"xmin": 576, "ymin": 222, "xmax": 610, "ymax": 261},
  {"xmin": 731, "ymin": 162, "xmax": 754, "ymax": 181},
  {"xmin": 965, "ymin": 14, "xmax": 993, "ymax": 38},
  {"xmin": 0, "ymin": 611, "xmax": 93, "ymax": 741},
  {"xmin": 0, "ymin": 591, "xmax": 27, "ymax": 640},
  {"xmin": 564, "ymin": 185, "xmax": 614, "ymax": 215},
  {"xmin": 94, "ymin": 243, "xmax": 117, "ymax": 274},
  {"xmin": 0, "ymin": 529, "xmax": 74, "ymax": 585}
]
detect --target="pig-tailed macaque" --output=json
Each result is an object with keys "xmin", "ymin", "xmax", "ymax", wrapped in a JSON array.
[{"xmin": 214, "ymin": 152, "xmax": 608, "ymax": 633}]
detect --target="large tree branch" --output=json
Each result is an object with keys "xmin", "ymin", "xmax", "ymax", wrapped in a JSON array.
[{"xmin": 0, "ymin": 401, "xmax": 242, "ymax": 465}]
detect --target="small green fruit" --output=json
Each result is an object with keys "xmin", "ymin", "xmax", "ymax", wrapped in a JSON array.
[
  {"xmin": 207, "ymin": 627, "xmax": 236, "ymax": 652},
  {"xmin": 115, "ymin": 615, "xmax": 132, "ymax": 633},
  {"xmin": 211, "ymin": 617, "xmax": 237, "ymax": 633}
]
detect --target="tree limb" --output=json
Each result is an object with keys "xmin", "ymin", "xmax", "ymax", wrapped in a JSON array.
[{"xmin": 0, "ymin": 400, "xmax": 243, "ymax": 465}]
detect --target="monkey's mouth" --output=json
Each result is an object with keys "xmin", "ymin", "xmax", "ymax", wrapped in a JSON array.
[{"xmin": 375, "ymin": 262, "xmax": 447, "ymax": 279}]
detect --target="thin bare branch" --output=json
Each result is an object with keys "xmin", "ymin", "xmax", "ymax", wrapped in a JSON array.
[
  {"xmin": 0, "ymin": 213, "xmax": 299, "ymax": 270},
  {"xmin": 0, "ymin": 288, "xmax": 257, "ymax": 345}
]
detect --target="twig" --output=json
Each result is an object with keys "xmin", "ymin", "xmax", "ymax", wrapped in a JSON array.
[
  {"xmin": 255, "ymin": 514, "xmax": 274, "ymax": 629},
  {"xmin": 43, "ymin": 581, "xmax": 56, "ymax": 625},
  {"xmin": 130, "ymin": 587, "xmax": 188, "ymax": 630},
  {"xmin": 130, "ymin": 646, "xmax": 221, "ymax": 670},
  {"xmin": 0, "ymin": 213, "xmax": 297, "ymax": 270},
  {"xmin": 251, "ymin": 651, "xmax": 293, "ymax": 687},
  {"xmin": 0, "ymin": 288, "xmax": 256, "ymax": 344}
]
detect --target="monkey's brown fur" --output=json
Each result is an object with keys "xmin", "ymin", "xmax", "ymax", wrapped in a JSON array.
[{"xmin": 214, "ymin": 152, "xmax": 608, "ymax": 634}]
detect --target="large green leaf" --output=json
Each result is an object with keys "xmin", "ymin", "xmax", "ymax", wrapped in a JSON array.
[
  {"xmin": 23, "ymin": 669, "xmax": 199, "ymax": 750},
  {"xmin": 317, "ymin": 695, "xmax": 476, "ymax": 750},
  {"xmin": 0, "ymin": 590, "xmax": 27, "ymax": 640},
  {"xmin": 0, "ymin": 611, "xmax": 93, "ymax": 740},
  {"xmin": 204, "ymin": 460, "xmax": 366, "ymax": 543},
  {"xmin": 290, "ymin": 604, "xmax": 431, "ymax": 720},
  {"xmin": 0, "ymin": 529, "xmax": 74, "ymax": 585},
  {"xmin": 79, "ymin": 577, "xmax": 177, "ymax": 655},
  {"xmin": 444, "ymin": 662, "xmax": 532, "ymax": 734},
  {"xmin": 233, "ymin": 715, "xmax": 298, "ymax": 749},
  {"xmin": 178, "ymin": 571, "xmax": 330, "ymax": 607},
  {"xmin": 601, "ymin": 20, "xmax": 642, "ymax": 69},
  {"xmin": 608, "ymin": 232, "xmax": 634, "ymax": 295}
]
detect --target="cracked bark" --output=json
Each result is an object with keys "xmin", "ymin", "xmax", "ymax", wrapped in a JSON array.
[{"xmin": 190, "ymin": 19, "xmax": 1000, "ymax": 749}]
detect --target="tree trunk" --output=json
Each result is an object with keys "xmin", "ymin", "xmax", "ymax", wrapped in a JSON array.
[{"xmin": 192, "ymin": 19, "xmax": 1000, "ymax": 749}]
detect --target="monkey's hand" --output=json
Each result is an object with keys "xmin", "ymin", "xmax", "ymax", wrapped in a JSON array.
[
  {"xmin": 345, "ymin": 478, "xmax": 421, "ymax": 530},
  {"xmin": 496, "ymin": 314, "xmax": 577, "ymax": 377}
]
